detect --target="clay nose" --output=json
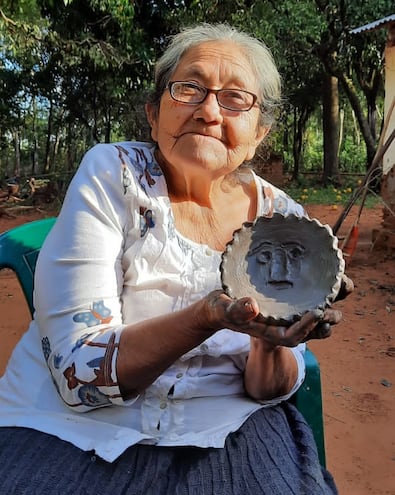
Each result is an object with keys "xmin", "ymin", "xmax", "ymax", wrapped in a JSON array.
[{"xmin": 269, "ymin": 249, "xmax": 289, "ymax": 282}]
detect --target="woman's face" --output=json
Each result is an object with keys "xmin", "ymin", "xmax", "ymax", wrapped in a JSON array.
[{"xmin": 146, "ymin": 40, "xmax": 269, "ymax": 177}]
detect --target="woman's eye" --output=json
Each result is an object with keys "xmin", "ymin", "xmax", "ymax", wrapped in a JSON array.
[
  {"xmin": 227, "ymin": 91, "xmax": 244, "ymax": 101},
  {"xmin": 181, "ymin": 84, "xmax": 198, "ymax": 94}
]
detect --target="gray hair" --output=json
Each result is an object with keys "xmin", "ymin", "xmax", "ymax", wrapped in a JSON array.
[{"xmin": 148, "ymin": 23, "xmax": 282, "ymax": 127}]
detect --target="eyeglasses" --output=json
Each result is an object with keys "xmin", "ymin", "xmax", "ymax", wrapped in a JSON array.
[{"xmin": 167, "ymin": 81, "xmax": 258, "ymax": 112}]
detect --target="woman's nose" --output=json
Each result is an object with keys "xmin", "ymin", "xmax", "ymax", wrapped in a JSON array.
[{"xmin": 194, "ymin": 92, "xmax": 223, "ymax": 122}]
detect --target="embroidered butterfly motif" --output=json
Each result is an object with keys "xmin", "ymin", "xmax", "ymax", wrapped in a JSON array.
[
  {"xmin": 139, "ymin": 207, "xmax": 155, "ymax": 237},
  {"xmin": 273, "ymin": 195, "xmax": 290, "ymax": 214},
  {"xmin": 72, "ymin": 300, "xmax": 113, "ymax": 328}
]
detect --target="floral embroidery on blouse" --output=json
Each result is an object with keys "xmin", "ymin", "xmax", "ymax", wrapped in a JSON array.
[
  {"xmin": 41, "ymin": 303, "xmax": 121, "ymax": 408},
  {"xmin": 115, "ymin": 144, "xmax": 161, "ymax": 238},
  {"xmin": 261, "ymin": 185, "xmax": 275, "ymax": 217},
  {"xmin": 273, "ymin": 194, "xmax": 291, "ymax": 214},
  {"xmin": 115, "ymin": 144, "xmax": 133, "ymax": 194},
  {"xmin": 117, "ymin": 145, "xmax": 162, "ymax": 194},
  {"xmin": 42, "ymin": 336, "xmax": 51, "ymax": 362},
  {"xmin": 78, "ymin": 384, "xmax": 111, "ymax": 407},
  {"xmin": 63, "ymin": 332, "xmax": 118, "ymax": 390}
]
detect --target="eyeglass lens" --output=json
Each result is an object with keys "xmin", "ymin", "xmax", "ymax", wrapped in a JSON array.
[{"xmin": 169, "ymin": 82, "xmax": 255, "ymax": 111}]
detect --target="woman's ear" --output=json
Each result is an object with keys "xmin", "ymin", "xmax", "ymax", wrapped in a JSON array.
[
  {"xmin": 145, "ymin": 103, "xmax": 159, "ymax": 142},
  {"xmin": 246, "ymin": 125, "xmax": 271, "ymax": 161},
  {"xmin": 255, "ymin": 125, "xmax": 271, "ymax": 146}
]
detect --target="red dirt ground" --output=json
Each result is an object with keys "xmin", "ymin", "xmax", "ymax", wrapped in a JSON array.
[{"xmin": 1, "ymin": 204, "xmax": 394, "ymax": 494}]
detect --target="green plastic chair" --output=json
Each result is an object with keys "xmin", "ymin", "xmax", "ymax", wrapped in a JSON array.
[
  {"xmin": 293, "ymin": 348, "xmax": 326, "ymax": 466},
  {"xmin": 0, "ymin": 217, "xmax": 57, "ymax": 317},
  {"xmin": 0, "ymin": 217, "xmax": 326, "ymax": 466}
]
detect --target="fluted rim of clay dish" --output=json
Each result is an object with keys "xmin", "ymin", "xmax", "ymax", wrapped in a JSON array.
[{"xmin": 220, "ymin": 213, "xmax": 345, "ymax": 326}]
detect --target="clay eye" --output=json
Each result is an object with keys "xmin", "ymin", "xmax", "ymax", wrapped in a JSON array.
[
  {"xmin": 289, "ymin": 247, "xmax": 304, "ymax": 259},
  {"xmin": 256, "ymin": 251, "xmax": 272, "ymax": 264}
]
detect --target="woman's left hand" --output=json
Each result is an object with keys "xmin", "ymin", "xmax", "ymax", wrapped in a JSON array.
[
  {"xmin": 334, "ymin": 273, "xmax": 354, "ymax": 302},
  {"xmin": 206, "ymin": 290, "xmax": 344, "ymax": 348}
]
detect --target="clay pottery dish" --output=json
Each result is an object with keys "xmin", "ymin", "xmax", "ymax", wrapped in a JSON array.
[{"xmin": 220, "ymin": 213, "xmax": 345, "ymax": 325}]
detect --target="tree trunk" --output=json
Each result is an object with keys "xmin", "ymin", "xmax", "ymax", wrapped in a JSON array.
[
  {"xmin": 44, "ymin": 101, "xmax": 54, "ymax": 173},
  {"xmin": 52, "ymin": 128, "xmax": 61, "ymax": 170},
  {"xmin": 338, "ymin": 72, "xmax": 376, "ymax": 166},
  {"xmin": 292, "ymin": 108, "xmax": 300, "ymax": 180},
  {"xmin": 292, "ymin": 106, "xmax": 311, "ymax": 181},
  {"xmin": 367, "ymin": 97, "xmax": 377, "ymax": 142},
  {"xmin": 31, "ymin": 98, "xmax": 38, "ymax": 175},
  {"xmin": 67, "ymin": 121, "xmax": 74, "ymax": 172},
  {"xmin": 13, "ymin": 129, "xmax": 21, "ymax": 177},
  {"xmin": 322, "ymin": 73, "xmax": 340, "ymax": 185}
]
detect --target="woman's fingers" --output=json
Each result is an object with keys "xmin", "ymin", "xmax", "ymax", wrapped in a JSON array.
[
  {"xmin": 239, "ymin": 309, "xmax": 324, "ymax": 346},
  {"xmin": 206, "ymin": 291, "xmax": 344, "ymax": 346},
  {"xmin": 321, "ymin": 308, "xmax": 343, "ymax": 325},
  {"xmin": 205, "ymin": 291, "xmax": 260, "ymax": 328},
  {"xmin": 225, "ymin": 297, "xmax": 260, "ymax": 323},
  {"xmin": 335, "ymin": 273, "xmax": 354, "ymax": 301},
  {"xmin": 303, "ymin": 308, "xmax": 342, "ymax": 341},
  {"xmin": 239, "ymin": 308, "xmax": 343, "ymax": 346},
  {"xmin": 304, "ymin": 321, "xmax": 332, "ymax": 341}
]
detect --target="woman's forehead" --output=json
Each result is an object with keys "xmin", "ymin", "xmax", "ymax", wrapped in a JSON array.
[{"xmin": 173, "ymin": 41, "xmax": 256, "ymax": 86}]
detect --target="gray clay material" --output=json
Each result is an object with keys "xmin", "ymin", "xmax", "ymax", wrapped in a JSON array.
[{"xmin": 220, "ymin": 213, "xmax": 345, "ymax": 325}]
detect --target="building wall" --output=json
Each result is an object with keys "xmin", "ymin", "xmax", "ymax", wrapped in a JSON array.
[
  {"xmin": 373, "ymin": 22, "xmax": 395, "ymax": 252},
  {"xmin": 383, "ymin": 23, "xmax": 395, "ymax": 175}
]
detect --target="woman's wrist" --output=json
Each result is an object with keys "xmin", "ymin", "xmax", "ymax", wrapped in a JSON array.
[
  {"xmin": 251, "ymin": 335, "xmax": 280, "ymax": 353},
  {"xmin": 245, "ymin": 338, "xmax": 297, "ymax": 400},
  {"xmin": 192, "ymin": 297, "xmax": 223, "ymax": 334}
]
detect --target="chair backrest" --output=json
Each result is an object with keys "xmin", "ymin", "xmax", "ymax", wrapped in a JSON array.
[
  {"xmin": 0, "ymin": 216, "xmax": 326, "ymax": 466},
  {"xmin": 0, "ymin": 217, "xmax": 56, "ymax": 316}
]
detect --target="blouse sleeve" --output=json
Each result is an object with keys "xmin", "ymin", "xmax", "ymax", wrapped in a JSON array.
[{"xmin": 34, "ymin": 143, "xmax": 136, "ymax": 412}]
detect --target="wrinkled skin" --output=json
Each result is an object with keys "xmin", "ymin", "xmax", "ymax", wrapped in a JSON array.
[{"xmin": 205, "ymin": 273, "xmax": 354, "ymax": 348}]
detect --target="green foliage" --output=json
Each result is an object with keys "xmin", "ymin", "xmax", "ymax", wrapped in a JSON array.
[
  {"xmin": 301, "ymin": 110, "xmax": 368, "ymax": 173},
  {"xmin": 0, "ymin": 0, "xmax": 393, "ymax": 184},
  {"xmin": 339, "ymin": 136, "xmax": 367, "ymax": 173}
]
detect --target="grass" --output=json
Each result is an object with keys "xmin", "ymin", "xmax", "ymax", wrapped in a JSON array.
[{"xmin": 283, "ymin": 178, "xmax": 380, "ymax": 210}]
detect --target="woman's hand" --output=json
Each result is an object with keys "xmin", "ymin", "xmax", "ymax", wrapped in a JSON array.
[
  {"xmin": 205, "ymin": 290, "xmax": 344, "ymax": 348},
  {"xmin": 335, "ymin": 273, "xmax": 354, "ymax": 302}
]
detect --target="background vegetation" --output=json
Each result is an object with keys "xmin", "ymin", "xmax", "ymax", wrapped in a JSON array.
[{"xmin": 0, "ymin": 0, "xmax": 393, "ymax": 199}]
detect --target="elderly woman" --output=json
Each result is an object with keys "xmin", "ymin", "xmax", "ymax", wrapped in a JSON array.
[{"xmin": 0, "ymin": 23, "xmax": 349, "ymax": 494}]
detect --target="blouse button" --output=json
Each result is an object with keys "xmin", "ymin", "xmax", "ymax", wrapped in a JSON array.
[
  {"xmin": 176, "ymin": 372, "xmax": 183, "ymax": 379},
  {"xmin": 205, "ymin": 249, "xmax": 212, "ymax": 256},
  {"xmin": 200, "ymin": 343, "xmax": 209, "ymax": 352},
  {"xmin": 160, "ymin": 401, "xmax": 167, "ymax": 409}
]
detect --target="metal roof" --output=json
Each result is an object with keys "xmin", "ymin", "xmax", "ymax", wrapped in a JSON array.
[{"xmin": 350, "ymin": 14, "xmax": 395, "ymax": 34}]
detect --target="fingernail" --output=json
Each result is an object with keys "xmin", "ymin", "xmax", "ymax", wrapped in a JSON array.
[
  {"xmin": 312, "ymin": 309, "xmax": 324, "ymax": 320},
  {"xmin": 244, "ymin": 301, "xmax": 254, "ymax": 313}
]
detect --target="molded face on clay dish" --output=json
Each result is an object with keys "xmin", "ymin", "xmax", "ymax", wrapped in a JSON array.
[{"xmin": 220, "ymin": 213, "xmax": 345, "ymax": 325}]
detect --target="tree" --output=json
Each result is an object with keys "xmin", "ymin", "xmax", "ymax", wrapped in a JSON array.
[
  {"xmin": 0, "ymin": 0, "xmax": 393, "ymax": 184},
  {"xmin": 311, "ymin": 0, "xmax": 391, "ymax": 167},
  {"xmin": 322, "ymin": 73, "xmax": 340, "ymax": 184},
  {"xmin": 0, "ymin": 0, "xmax": 155, "ymax": 176}
]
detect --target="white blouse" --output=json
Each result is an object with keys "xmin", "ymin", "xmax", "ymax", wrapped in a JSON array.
[{"xmin": 0, "ymin": 142, "xmax": 306, "ymax": 462}]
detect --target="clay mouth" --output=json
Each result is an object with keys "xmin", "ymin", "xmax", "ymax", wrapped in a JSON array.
[{"xmin": 268, "ymin": 281, "xmax": 293, "ymax": 290}]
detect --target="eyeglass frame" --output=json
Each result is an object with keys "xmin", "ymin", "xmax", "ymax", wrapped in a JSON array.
[{"xmin": 166, "ymin": 81, "xmax": 259, "ymax": 112}]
